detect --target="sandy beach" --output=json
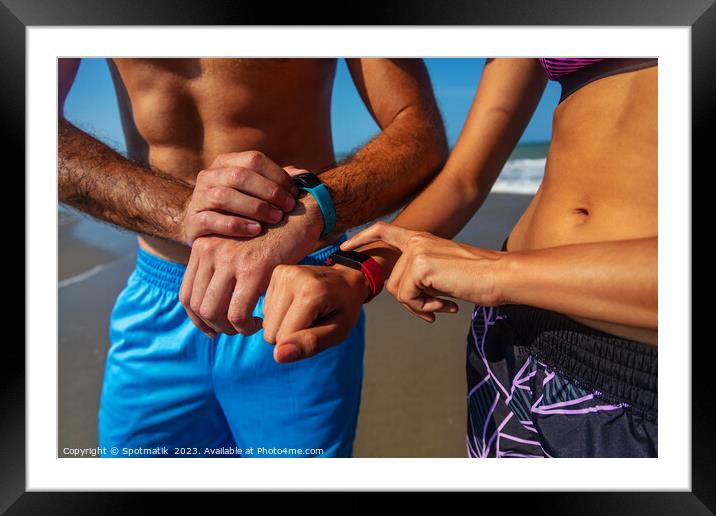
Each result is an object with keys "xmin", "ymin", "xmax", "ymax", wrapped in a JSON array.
[{"xmin": 58, "ymin": 192, "xmax": 533, "ymax": 458}]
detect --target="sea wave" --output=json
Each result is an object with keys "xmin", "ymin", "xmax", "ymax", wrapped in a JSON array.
[{"xmin": 492, "ymin": 158, "xmax": 545, "ymax": 195}]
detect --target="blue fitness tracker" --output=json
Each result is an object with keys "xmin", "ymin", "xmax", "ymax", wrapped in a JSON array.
[{"xmin": 292, "ymin": 172, "xmax": 336, "ymax": 240}]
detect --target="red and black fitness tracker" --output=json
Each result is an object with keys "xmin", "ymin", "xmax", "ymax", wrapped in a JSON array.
[{"xmin": 326, "ymin": 250, "xmax": 385, "ymax": 303}]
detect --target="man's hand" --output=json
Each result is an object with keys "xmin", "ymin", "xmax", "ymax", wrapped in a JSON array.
[
  {"xmin": 181, "ymin": 151, "xmax": 299, "ymax": 245},
  {"xmin": 179, "ymin": 197, "xmax": 323, "ymax": 337},
  {"xmin": 263, "ymin": 265, "xmax": 369, "ymax": 363}
]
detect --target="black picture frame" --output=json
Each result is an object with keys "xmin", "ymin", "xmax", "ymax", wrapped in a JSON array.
[{"xmin": 5, "ymin": 0, "xmax": 707, "ymax": 511}]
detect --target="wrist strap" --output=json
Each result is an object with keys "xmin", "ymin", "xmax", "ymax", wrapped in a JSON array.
[
  {"xmin": 326, "ymin": 254, "xmax": 385, "ymax": 303},
  {"xmin": 301, "ymin": 183, "xmax": 335, "ymax": 240},
  {"xmin": 359, "ymin": 257, "xmax": 385, "ymax": 302}
]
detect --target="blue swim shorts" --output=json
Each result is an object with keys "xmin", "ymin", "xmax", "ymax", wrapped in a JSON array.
[{"xmin": 98, "ymin": 237, "xmax": 365, "ymax": 458}]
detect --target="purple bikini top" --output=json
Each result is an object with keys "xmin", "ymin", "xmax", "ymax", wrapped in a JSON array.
[
  {"xmin": 539, "ymin": 58, "xmax": 657, "ymax": 102},
  {"xmin": 539, "ymin": 58, "xmax": 605, "ymax": 80}
]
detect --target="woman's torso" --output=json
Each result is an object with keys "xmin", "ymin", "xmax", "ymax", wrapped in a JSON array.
[{"xmin": 507, "ymin": 61, "xmax": 658, "ymax": 344}]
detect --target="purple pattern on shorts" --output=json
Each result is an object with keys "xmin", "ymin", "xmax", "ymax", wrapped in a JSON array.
[{"xmin": 466, "ymin": 306, "xmax": 630, "ymax": 458}]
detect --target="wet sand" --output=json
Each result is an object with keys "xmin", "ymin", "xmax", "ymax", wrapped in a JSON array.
[{"xmin": 58, "ymin": 193, "xmax": 532, "ymax": 457}]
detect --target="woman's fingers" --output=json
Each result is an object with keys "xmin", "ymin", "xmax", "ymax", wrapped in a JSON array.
[
  {"xmin": 421, "ymin": 296, "xmax": 459, "ymax": 314},
  {"xmin": 385, "ymin": 251, "xmax": 408, "ymax": 298},
  {"xmin": 398, "ymin": 271, "xmax": 459, "ymax": 315},
  {"xmin": 342, "ymin": 222, "xmax": 461, "ymax": 322},
  {"xmin": 394, "ymin": 257, "xmax": 459, "ymax": 320},
  {"xmin": 398, "ymin": 296, "xmax": 456, "ymax": 324},
  {"xmin": 399, "ymin": 285, "xmax": 441, "ymax": 319},
  {"xmin": 341, "ymin": 221, "xmax": 416, "ymax": 252}
]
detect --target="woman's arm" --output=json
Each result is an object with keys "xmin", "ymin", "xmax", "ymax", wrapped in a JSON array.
[
  {"xmin": 356, "ymin": 58, "xmax": 547, "ymax": 269},
  {"xmin": 501, "ymin": 237, "xmax": 657, "ymax": 329},
  {"xmin": 391, "ymin": 58, "xmax": 547, "ymax": 238},
  {"xmin": 344, "ymin": 224, "xmax": 657, "ymax": 329}
]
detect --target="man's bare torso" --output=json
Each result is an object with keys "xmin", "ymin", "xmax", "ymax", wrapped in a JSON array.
[{"xmin": 108, "ymin": 58, "xmax": 338, "ymax": 262}]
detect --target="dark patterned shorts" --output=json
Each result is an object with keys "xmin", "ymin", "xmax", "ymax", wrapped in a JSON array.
[{"xmin": 466, "ymin": 304, "xmax": 658, "ymax": 458}]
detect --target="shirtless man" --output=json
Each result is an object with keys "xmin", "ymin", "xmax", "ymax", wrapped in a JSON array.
[{"xmin": 59, "ymin": 58, "xmax": 446, "ymax": 457}]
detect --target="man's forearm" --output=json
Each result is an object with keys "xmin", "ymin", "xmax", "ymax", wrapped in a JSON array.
[
  {"xmin": 319, "ymin": 105, "xmax": 447, "ymax": 235},
  {"xmin": 59, "ymin": 119, "xmax": 192, "ymax": 243}
]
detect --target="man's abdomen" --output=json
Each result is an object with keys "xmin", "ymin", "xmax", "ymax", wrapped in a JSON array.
[{"xmin": 110, "ymin": 58, "xmax": 340, "ymax": 262}]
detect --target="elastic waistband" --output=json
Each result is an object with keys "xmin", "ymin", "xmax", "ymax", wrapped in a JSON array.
[
  {"xmin": 133, "ymin": 234, "xmax": 347, "ymax": 293},
  {"xmin": 500, "ymin": 304, "xmax": 658, "ymax": 422}
]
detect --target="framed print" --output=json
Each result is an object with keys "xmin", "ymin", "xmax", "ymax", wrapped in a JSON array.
[{"xmin": 5, "ymin": 0, "xmax": 710, "ymax": 511}]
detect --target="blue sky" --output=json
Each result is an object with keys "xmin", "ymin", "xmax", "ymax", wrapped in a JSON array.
[{"xmin": 64, "ymin": 58, "xmax": 560, "ymax": 155}]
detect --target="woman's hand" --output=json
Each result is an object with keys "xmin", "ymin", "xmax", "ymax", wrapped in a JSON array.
[{"xmin": 341, "ymin": 221, "xmax": 506, "ymax": 322}]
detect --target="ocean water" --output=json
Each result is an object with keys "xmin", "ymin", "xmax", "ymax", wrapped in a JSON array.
[{"xmin": 492, "ymin": 141, "xmax": 548, "ymax": 194}]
